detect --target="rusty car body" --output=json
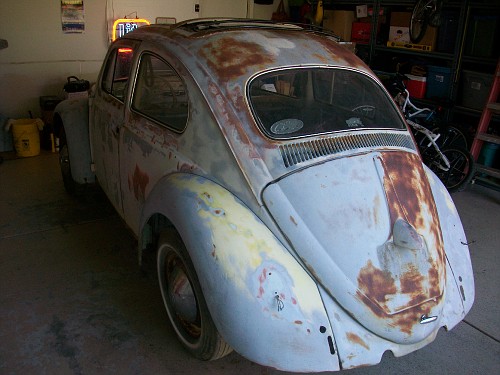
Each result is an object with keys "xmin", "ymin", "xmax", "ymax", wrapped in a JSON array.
[{"xmin": 54, "ymin": 19, "xmax": 474, "ymax": 372}]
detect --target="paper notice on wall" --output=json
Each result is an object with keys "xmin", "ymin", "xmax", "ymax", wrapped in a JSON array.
[{"xmin": 61, "ymin": 0, "xmax": 85, "ymax": 33}]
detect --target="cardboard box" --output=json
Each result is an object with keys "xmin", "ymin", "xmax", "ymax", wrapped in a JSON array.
[
  {"xmin": 389, "ymin": 26, "xmax": 410, "ymax": 43},
  {"xmin": 389, "ymin": 12, "xmax": 436, "ymax": 49},
  {"xmin": 418, "ymin": 26, "xmax": 437, "ymax": 49},
  {"xmin": 323, "ymin": 10, "xmax": 355, "ymax": 41},
  {"xmin": 390, "ymin": 12, "xmax": 411, "ymax": 27},
  {"xmin": 351, "ymin": 22, "xmax": 371, "ymax": 44},
  {"xmin": 356, "ymin": 5, "xmax": 368, "ymax": 18}
]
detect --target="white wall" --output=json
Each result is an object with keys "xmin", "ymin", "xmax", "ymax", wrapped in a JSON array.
[{"xmin": 0, "ymin": 0, "xmax": 286, "ymax": 119}]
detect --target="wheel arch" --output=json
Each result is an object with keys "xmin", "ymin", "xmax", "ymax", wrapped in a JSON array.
[
  {"xmin": 53, "ymin": 98, "xmax": 95, "ymax": 185},
  {"xmin": 138, "ymin": 172, "xmax": 340, "ymax": 372}
]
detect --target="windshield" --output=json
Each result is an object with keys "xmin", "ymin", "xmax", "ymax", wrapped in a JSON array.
[{"xmin": 249, "ymin": 68, "xmax": 405, "ymax": 139}]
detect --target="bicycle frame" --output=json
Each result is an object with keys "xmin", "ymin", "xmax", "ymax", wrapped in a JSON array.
[{"xmin": 395, "ymin": 89, "xmax": 451, "ymax": 171}]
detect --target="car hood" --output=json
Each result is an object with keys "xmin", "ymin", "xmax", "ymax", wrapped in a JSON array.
[{"xmin": 262, "ymin": 150, "xmax": 447, "ymax": 344}]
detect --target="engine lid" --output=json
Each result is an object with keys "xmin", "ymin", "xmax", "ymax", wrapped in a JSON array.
[{"xmin": 262, "ymin": 150, "xmax": 446, "ymax": 343}]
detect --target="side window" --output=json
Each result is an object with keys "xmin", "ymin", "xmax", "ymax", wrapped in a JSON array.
[
  {"xmin": 132, "ymin": 53, "xmax": 188, "ymax": 132},
  {"xmin": 101, "ymin": 47, "xmax": 134, "ymax": 101}
]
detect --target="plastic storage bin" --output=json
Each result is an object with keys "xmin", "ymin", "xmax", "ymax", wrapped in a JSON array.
[
  {"xmin": 426, "ymin": 65, "xmax": 452, "ymax": 99},
  {"xmin": 460, "ymin": 70, "xmax": 493, "ymax": 110}
]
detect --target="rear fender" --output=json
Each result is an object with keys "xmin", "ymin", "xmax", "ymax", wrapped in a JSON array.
[
  {"xmin": 54, "ymin": 98, "xmax": 95, "ymax": 184},
  {"xmin": 140, "ymin": 173, "xmax": 340, "ymax": 372},
  {"xmin": 424, "ymin": 167, "xmax": 475, "ymax": 326}
]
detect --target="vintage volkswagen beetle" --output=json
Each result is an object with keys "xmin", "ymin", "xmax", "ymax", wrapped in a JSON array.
[{"xmin": 54, "ymin": 19, "xmax": 474, "ymax": 372}]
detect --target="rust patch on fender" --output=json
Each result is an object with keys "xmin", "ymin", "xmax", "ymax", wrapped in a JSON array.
[
  {"xmin": 346, "ymin": 332, "xmax": 370, "ymax": 350},
  {"xmin": 128, "ymin": 164, "xmax": 149, "ymax": 202}
]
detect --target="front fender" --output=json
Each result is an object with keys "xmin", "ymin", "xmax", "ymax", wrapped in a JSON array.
[
  {"xmin": 54, "ymin": 98, "xmax": 95, "ymax": 184},
  {"xmin": 140, "ymin": 173, "xmax": 340, "ymax": 372}
]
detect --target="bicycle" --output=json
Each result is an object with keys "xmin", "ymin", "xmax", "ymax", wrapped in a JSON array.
[
  {"xmin": 390, "ymin": 74, "xmax": 475, "ymax": 192},
  {"xmin": 409, "ymin": 0, "xmax": 443, "ymax": 43}
]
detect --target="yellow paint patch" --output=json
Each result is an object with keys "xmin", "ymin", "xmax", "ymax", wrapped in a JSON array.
[{"xmin": 180, "ymin": 178, "xmax": 325, "ymax": 316}]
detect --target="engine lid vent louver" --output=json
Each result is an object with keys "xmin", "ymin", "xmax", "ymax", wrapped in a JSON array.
[{"xmin": 279, "ymin": 132, "xmax": 416, "ymax": 168}]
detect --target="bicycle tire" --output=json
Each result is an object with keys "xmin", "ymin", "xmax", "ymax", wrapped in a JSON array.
[
  {"xmin": 430, "ymin": 147, "xmax": 475, "ymax": 193},
  {"xmin": 410, "ymin": 0, "xmax": 429, "ymax": 43},
  {"xmin": 431, "ymin": 125, "xmax": 468, "ymax": 150}
]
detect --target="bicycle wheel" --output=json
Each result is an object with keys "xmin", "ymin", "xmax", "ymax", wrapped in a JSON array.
[
  {"xmin": 431, "ymin": 147, "xmax": 475, "ymax": 193},
  {"xmin": 410, "ymin": 0, "xmax": 429, "ymax": 43},
  {"xmin": 432, "ymin": 125, "xmax": 468, "ymax": 150}
]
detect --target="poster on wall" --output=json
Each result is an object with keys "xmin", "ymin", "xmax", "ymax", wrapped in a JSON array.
[{"xmin": 61, "ymin": 0, "xmax": 85, "ymax": 33}]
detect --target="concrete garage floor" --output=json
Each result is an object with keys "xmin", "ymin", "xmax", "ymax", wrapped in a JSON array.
[{"xmin": 0, "ymin": 152, "xmax": 499, "ymax": 375}]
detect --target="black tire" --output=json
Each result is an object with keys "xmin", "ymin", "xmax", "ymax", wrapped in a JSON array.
[
  {"xmin": 431, "ymin": 125, "xmax": 468, "ymax": 150},
  {"xmin": 59, "ymin": 128, "xmax": 76, "ymax": 194},
  {"xmin": 410, "ymin": 0, "xmax": 429, "ymax": 43},
  {"xmin": 157, "ymin": 229, "xmax": 232, "ymax": 360},
  {"xmin": 431, "ymin": 147, "xmax": 475, "ymax": 193}
]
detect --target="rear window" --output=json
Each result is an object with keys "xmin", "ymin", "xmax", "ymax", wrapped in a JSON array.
[{"xmin": 249, "ymin": 68, "xmax": 405, "ymax": 139}]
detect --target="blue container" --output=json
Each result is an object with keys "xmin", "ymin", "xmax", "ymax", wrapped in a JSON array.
[
  {"xmin": 426, "ymin": 65, "xmax": 452, "ymax": 100},
  {"xmin": 478, "ymin": 142, "xmax": 499, "ymax": 167}
]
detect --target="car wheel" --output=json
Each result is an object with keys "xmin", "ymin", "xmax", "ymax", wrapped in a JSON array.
[
  {"xmin": 59, "ymin": 128, "xmax": 76, "ymax": 194},
  {"xmin": 157, "ymin": 228, "xmax": 232, "ymax": 360}
]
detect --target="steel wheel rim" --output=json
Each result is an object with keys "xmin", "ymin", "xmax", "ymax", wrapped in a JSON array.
[
  {"xmin": 163, "ymin": 250, "xmax": 201, "ymax": 342},
  {"xmin": 59, "ymin": 144, "xmax": 71, "ymax": 178}
]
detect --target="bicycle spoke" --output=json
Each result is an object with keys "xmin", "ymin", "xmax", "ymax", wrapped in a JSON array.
[{"xmin": 410, "ymin": 0, "xmax": 429, "ymax": 43}]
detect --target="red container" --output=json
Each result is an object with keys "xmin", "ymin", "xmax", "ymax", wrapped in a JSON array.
[
  {"xmin": 406, "ymin": 74, "xmax": 427, "ymax": 99},
  {"xmin": 351, "ymin": 22, "xmax": 371, "ymax": 44}
]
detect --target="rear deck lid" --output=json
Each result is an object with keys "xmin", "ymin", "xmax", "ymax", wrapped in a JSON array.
[{"xmin": 262, "ymin": 150, "xmax": 446, "ymax": 343}]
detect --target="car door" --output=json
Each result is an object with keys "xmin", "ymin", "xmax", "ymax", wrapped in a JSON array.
[
  {"xmin": 90, "ymin": 41, "xmax": 138, "ymax": 214},
  {"xmin": 119, "ymin": 51, "xmax": 190, "ymax": 234}
]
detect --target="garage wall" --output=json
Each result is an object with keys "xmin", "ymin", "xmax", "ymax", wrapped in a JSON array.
[{"xmin": 0, "ymin": 0, "xmax": 285, "ymax": 119}]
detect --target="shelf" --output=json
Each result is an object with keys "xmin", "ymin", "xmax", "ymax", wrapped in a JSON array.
[
  {"xmin": 327, "ymin": 0, "xmax": 499, "ymax": 126},
  {"xmin": 475, "ymin": 164, "xmax": 500, "ymax": 179},
  {"xmin": 487, "ymin": 103, "xmax": 500, "ymax": 113},
  {"xmin": 374, "ymin": 46, "xmax": 455, "ymax": 60},
  {"xmin": 476, "ymin": 133, "xmax": 500, "ymax": 145},
  {"xmin": 461, "ymin": 56, "xmax": 500, "ymax": 65}
]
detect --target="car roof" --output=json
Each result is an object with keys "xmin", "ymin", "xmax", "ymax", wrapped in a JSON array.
[{"xmin": 124, "ymin": 19, "xmax": 371, "ymax": 83}]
